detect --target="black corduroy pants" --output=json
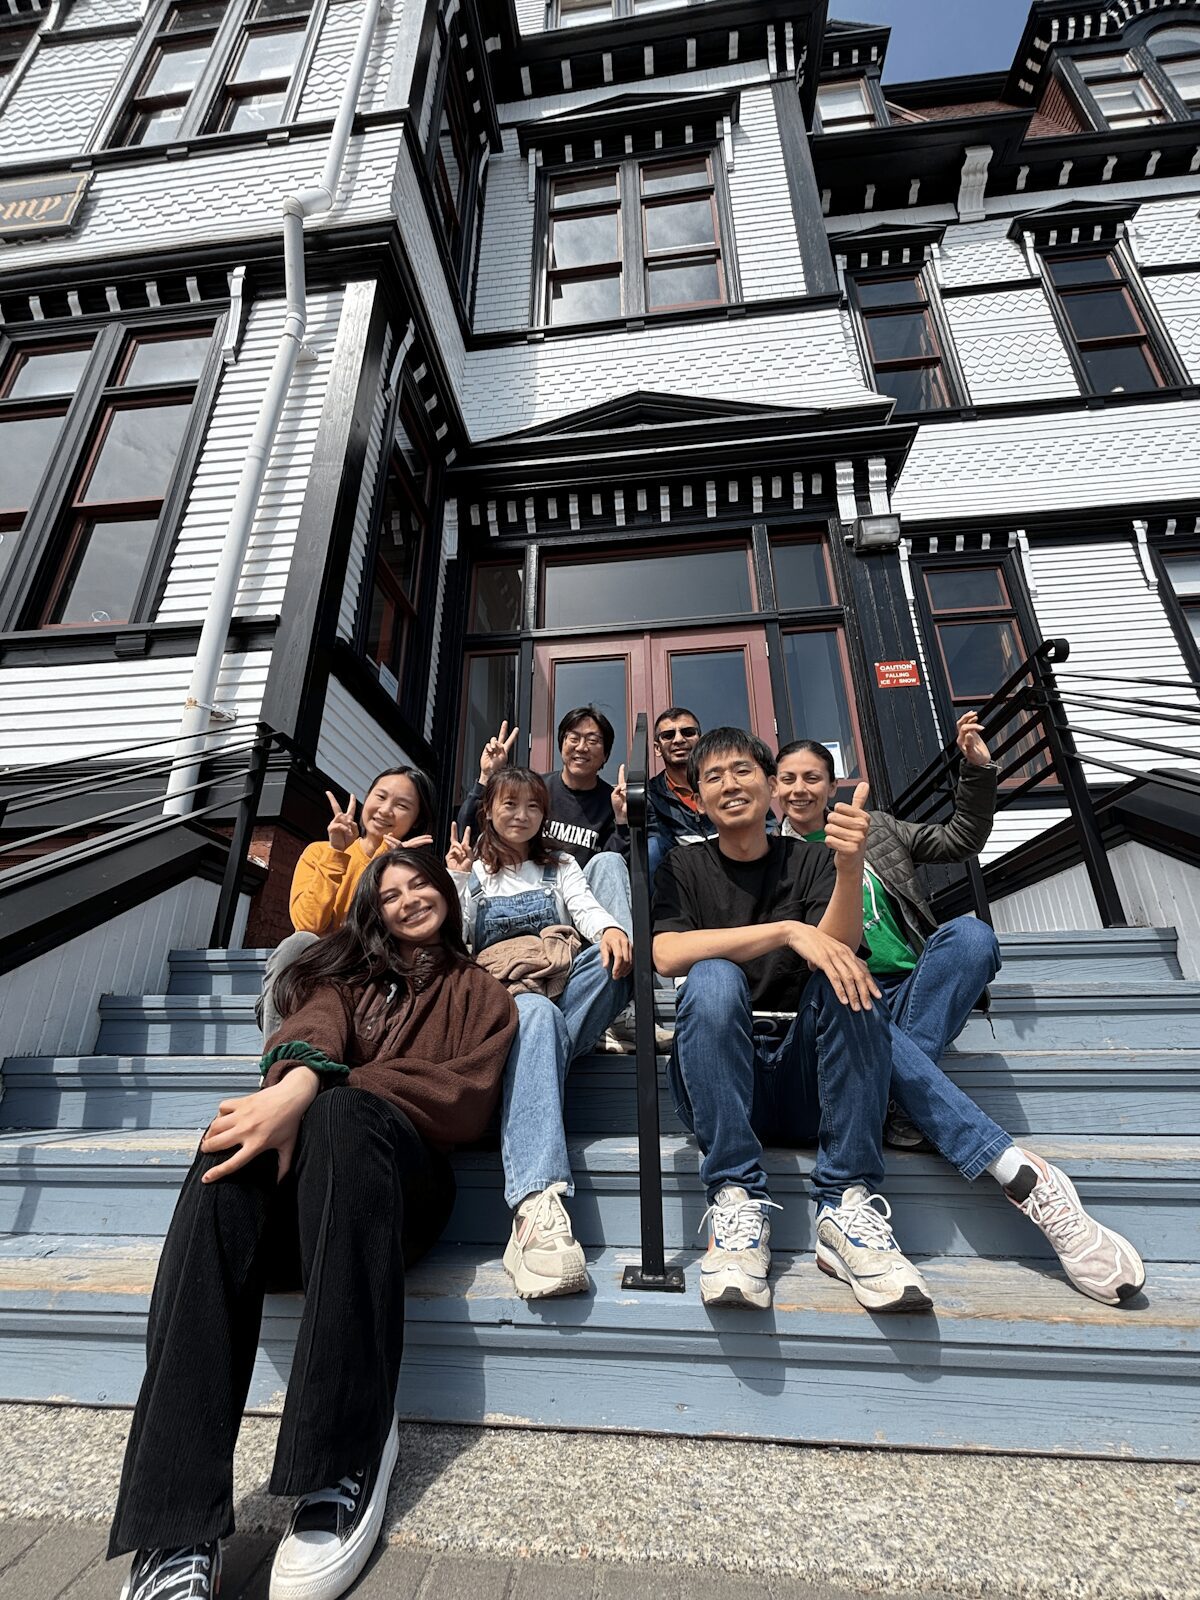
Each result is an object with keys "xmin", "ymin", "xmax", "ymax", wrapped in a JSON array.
[{"xmin": 108, "ymin": 1085, "xmax": 456, "ymax": 1558}]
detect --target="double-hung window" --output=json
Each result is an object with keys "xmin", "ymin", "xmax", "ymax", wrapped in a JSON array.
[
  {"xmin": 1041, "ymin": 250, "xmax": 1173, "ymax": 395},
  {"xmin": 421, "ymin": 12, "xmax": 485, "ymax": 295},
  {"xmin": 848, "ymin": 269, "xmax": 958, "ymax": 413},
  {"xmin": 1076, "ymin": 53, "xmax": 1165, "ymax": 126},
  {"xmin": 543, "ymin": 152, "xmax": 728, "ymax": 326},
  {"xmin": 114, "ymin": 0, "xmax": 225, "ymax": 146},
  {"xmin": 208, "ymin": 0, "xmax": 313, "ymax": 134},
  {"xmin": 1073, "ymin": 25, "xmax": 1200, "ymax": 129},
  {"xmin": 816, "ymin": 79, "xmax": 877, "ymax": 133}
]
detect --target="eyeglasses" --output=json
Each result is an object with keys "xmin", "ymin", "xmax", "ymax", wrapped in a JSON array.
[
  {"xmin": 656, "ymin": 726, "xmax": 699, "ymax": 742},
  {"xmin": 563, "ymin": 733, "xmax": 604, "ymax": 749}
]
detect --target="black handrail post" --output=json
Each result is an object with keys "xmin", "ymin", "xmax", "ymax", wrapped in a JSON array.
[
  {"xmin": 622, "ymin": 712, "xmax": 684, "ymax": 1293},
  {"xmin": 1033, "ymin": 641, "xmax": 1127, "ymax": 928},
  {"xmin": 965, "ymin": 856, "xmax": 992, "ymax": 926},
  {"xmin": 211, "ymin": 725, "xmax": 272, "ymax": 949}
]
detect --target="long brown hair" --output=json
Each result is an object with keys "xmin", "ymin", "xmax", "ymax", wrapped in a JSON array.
[
  {"xmin": 475, "ymin": 767, "xmax": 565, "ymax": 874},
  {"xmin": 274, "ymin": 846, "xmax": 470, "ymax": 1018}
]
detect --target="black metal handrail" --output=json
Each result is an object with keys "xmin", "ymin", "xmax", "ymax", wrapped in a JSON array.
[{"xmin": 622, "ymin": 711, "xmax": 684, "ymax": 1293}]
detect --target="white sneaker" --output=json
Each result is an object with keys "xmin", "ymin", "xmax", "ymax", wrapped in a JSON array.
[
  {"xmin": 598, "ymin": 1003, "xmax": 673, "ymax": 1053},
  {"xmin": 1006, "ymin": 1153, "xmax": 1146, "ymax": 1305},
  {"xmin": 503, "ymin": 1181, "xmax": 589, "ymax": 1299},
  {"xmin": 816, "ymin": 1186, "xmax": 933, "ymax": 1312},
  {"xmin": 698, "ymin": 1185, "xmax": 780, "ymax": 1310},
  {"xmin": 269, "ymin": 1417, "xmax": 398, "ymax": 1600}
]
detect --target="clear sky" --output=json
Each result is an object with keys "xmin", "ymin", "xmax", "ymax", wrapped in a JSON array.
[{"xmin": 828, "ymin": 1, "xmax": 1032, "ymax": 83}]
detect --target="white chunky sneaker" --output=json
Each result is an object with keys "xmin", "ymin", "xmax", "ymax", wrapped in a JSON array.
[
  {"xmin": 1005, "ymin": 1153, "xmax": 1146, "ymax": 1305},
  {"xmin": 816, "ymin": 1186, "xmax": 933, "ymax": 1312},
  {"xmin": 598, "ymin": 1003, "xmax": 674, "ymax": 1054},
  {"xmin": 698, "ymin": 1185, "xmax": 780, "ymax": 1310},
  {"xmin": 269, "ymin": 1418, "xmax": 399, "ymax": 1600},
  {"xmin": 121, "ymin": 1542, "xmax": 220, "ymax": 1600},
  {"xmin": 503, "ymin": 1181, "xmax": 589, "ymax": 1299}
]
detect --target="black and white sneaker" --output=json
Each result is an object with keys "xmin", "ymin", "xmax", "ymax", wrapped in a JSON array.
[
  {"xmin": 121, "ymin": 1542, "xmax": 221, "ymax": 1599},
  {"xmin": 269, "ymin": 1419, "xmax": 400, "ymax": 1600}
]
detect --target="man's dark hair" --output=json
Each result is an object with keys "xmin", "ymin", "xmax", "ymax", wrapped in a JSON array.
[
  {"xmin": 687, "ymin": 727, "xmax": 776, "ymax": 793},
  {"xmin": 557, "ymin": 704, "xmax": 616, "ymax": 761},
  {"xmin": 653, "ymin": 706, "xmax": 701, "ymax": 737}
]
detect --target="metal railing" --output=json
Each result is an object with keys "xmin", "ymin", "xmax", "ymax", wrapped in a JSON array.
[
  {"xmin": 891, "ymin": 637, "xmax": 1200, "ymax": 927},
  {"xmin": 0, "ymin": 722, "xmax": 283, "ymax": 948}
]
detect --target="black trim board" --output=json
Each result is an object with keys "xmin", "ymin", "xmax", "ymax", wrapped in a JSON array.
[{"xmin": 773, "ymin": 79, "xmax": 838, "ymax": 297}]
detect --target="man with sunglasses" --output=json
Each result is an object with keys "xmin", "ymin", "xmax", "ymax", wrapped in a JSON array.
[{"xmin": 619, "ymin": 707, "xmax": 716, "ymax": 882}]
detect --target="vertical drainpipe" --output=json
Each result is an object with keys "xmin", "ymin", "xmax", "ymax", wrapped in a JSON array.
[{"xmin": 164, "ymin": 0, "xmax": 385, "ymax": 812}]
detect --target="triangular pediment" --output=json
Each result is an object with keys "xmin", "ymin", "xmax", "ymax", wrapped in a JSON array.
[{"xmin": 492, "ymin": 389, "xmax": 804, "ymax": 443}]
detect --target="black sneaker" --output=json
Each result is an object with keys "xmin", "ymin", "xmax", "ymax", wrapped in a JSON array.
[
  {"xmin": 883, "ymin": 1098, "xmax": 931, "ymax": 1152},
  {"xmin": 269, "ymin": 1419, "xmax": 399, "ymax": 1600},
  {"xmin": 121, "ymin": 1542, "xmax": 221, "ymax": 1599}
]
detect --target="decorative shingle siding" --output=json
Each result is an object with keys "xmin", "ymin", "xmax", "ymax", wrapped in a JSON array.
[
  {"xmin": 316, "ymin": 674, "xmax": 415, "ymax": 793},
  {"xmin": 947, "ymin": 288, "xmax": 1078, "ymax": 405},
  {"xmin": 729, "ymin": 86, "xmax": 805, "ymax": 300},
  {"xmin": 1148, "ymin": 271, "xmax": 1200, "ymax": 381},
  {"xmin": 462, "ymin": 306, "xmax": 879, "ymax": 438},
  {"xmin": 337, "ymin": 325, "xmax": 394, "ymax": 642},
  {"xmin": 297, "ymin": 0, "xmax": 402, "ymax": 119},
  {"xmin": 893, "ymin": 401, "xmax": 1200, "ymax": 521},
  {"xmin": 58, "ymin": 0, "xmax": 140, "ymax": 28},
  {"xmin": 936, "ymin": 220, "xmax": 1032, "ymax": 291},
  {"xmin": 157, "ymin": 289, "xmax": 346, "ymax": 623},
  {"xmin": 0, "ymin": 33, "xmax": 136, "ymax": 166},
  {"xmin": 1133, "ymin": 197, "xmax": 1200, "ymax": 270},
  {"xmin": 0, "ymin": 129, "xmax": 400, "ymax": 276},
  {"xmin": 472, "ymin": 137, "xmax": 532, "ymax": 333}
]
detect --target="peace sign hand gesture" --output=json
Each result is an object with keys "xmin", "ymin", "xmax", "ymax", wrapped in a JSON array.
[
  {"xmin": 325, "ymin": 790, "xmax": 358, "ymax": 854},
  {"xmin": 823, "ymin": 781, "xmax": 871, "ymax": 876},
  {"xmin": 611, "ymin": 763, "xmax": 628, "ymax": 827},
  {"xmin": 445, "ymin": 823, "xmax": 474, "ymax": 873},
  {"xmin": 478, "ymin": 720, "xmax": 519, "ymax": 784}
]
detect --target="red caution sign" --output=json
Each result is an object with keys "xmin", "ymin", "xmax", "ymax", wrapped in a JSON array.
[{"xmin": 875, "ymin": 660, "xmax": 921, "ymax": 689}]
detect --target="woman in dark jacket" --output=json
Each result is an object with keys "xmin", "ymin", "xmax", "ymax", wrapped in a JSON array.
[{"xmin": 109, "ymin": 847, "xmax": 517, "ymax": 1600}]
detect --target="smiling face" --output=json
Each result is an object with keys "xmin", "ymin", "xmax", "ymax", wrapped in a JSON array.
[
  {"xmin": 694, "ymin": 747, "xmax": 775, "ymax": 835},
  {"xmin": 488, "ymin": 781, "xmax": 545, "ymax": 853},
  {"xmin": 775, "ymin": 749, "xmax": 836, "ymax": 835},
  {"xmin": 361, "ymin": 774, "xmax": 423, "ymax": 842},
  {"xmin": 559, "ymin": 717, "xmax": 607, "ymax": 785},
  {"xmin": 654, "ymin": 714, "xmax": 701, "ymax": 778},
  {"xmin": 377, "ymin": 861, "xmax": 448, "ymax": 946}
]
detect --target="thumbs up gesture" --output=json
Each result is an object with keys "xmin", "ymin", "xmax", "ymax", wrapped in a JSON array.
[{"xmin": 823, "ymin": 781, "xmax": 871, "ymax": 875}]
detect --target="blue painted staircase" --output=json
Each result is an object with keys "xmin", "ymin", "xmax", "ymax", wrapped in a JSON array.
[{"xmin": 1, "ymin": 928, "xmax": 1198, "ymax": 1458}]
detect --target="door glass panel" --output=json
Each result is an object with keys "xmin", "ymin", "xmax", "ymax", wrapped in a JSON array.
[
  {"xmin": 471, "ymin": 564, "xmax": 523, "ymax": 631},
  {"xmin": 667, "ymin": 649, "xmax": 751, "ymax": 736},
  {"xmin": 0, "ymin": 415, "xmax": 62, "ymax": 512},
  {"xmin": 8, "ymin": 345, "xmax": 92, "ymax": 399},
  {"xmin": 461, "ymin": 654, "xmax": 518, "ymax": 802},
  {"xmin": 1080, "ymin": 343, "xmax": 1159, "ymax": 394},
  {"xmin": 543, "ymin": 549, "xmax": 752, "ymax": 628},
  {"xmin": 925, "ymin": 567, "xmax": 1007, "ymax": 611},
  {"xmin": 937, "ymin": 620, "xmax": 1024, "ymax": 698},
  {"xmin": 782, "ymin": 630, "xmax": 861, "ymax": 778},
  {"xmin": 49, "ymin": 518, "xmax": 159, "ymax": 626},
  {"xmin": 551, "ymin": 656, "xmax": 627, "ymax": 784},
  {"xmin": 81, "ymin": 404, "xmax": 191, "ymax": 504},
  {"xmin": 772, "ymin": 542, "xmax": 831, "ymax": 608}
]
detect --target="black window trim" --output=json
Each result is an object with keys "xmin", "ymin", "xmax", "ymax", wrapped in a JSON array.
[
  {"xmin": 844, "ymin": 258, "xmax": 969, "ymax": 415},
  {"xmin": 423, "ymin": 12, "xmax": 485, "ymax": 295},
  {"xmin": 1150, "ymin": 537, "xmax": 1200, "ymax": 685}
]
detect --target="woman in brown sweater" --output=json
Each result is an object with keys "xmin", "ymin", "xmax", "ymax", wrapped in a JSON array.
[{"xmin": 109, "ymin": 847, "xmax": 517, "ymax": 1600}]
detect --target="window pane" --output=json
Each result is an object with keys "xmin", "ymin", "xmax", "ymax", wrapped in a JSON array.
[
  {"xmin": 1061, "ymin": 287, "xmax": 1142, "ymax": 341},
  {"xmin": 1187, "ymin": 609, "xmax": 1200, "ymax": 648},
  {"xmin": 145, "ymin": 41, "xmax": 209, "ymax": 95},
  {"xmin": 551, "ymin": 210, "xmax": 619, "ymax": 270},
  {"xmin": 549, "ymin": 273, "xmax": 622, "ymax": 325},
  {"xmin": 1046, "ymin": 255, "xmax": 1119, "ymax": 287},
  {"xmin": 552, "ymin": 172, "xmax": 619, "ymax": 210},
  {"xmin": 855, "ymin": 275, "xmax": 923, "ymax": 308},
  {"xmin": 1162, "ymin": 555, "xmax": 1200, "ymax": 596},
  {"xmin": 49, "ymin": 518, "xmax": 158, "ymax": 626},
  {"xmin": 1078, "ymin": 53, "xmax": 1135, "ymax": 77},
  {"xmin": 1080, "ymin": 343, "xmax": 1160, "ymax": 394},
  {"xmin": 166, "ymin": 2, "xmax": 226, "ymax": 28},
  {"xmin": 1147, "ymin": 26, "xmax": 1200, "ymax": 57},
  {"xmin": 1167, "ymin": 60, "xmax": 1200, "ymax": 101},
  {"xmin": 365, "ymin": 584, "xmax": 401, "ymax": 676},
  {"xmin": 938, "ymin": 620, "xmax": 1025, "ymax": 698},
  {"xmin": 378, "ymin": 499, "xmax": 422, "ymax": 602},
  {"xmin": 8, "ymin": 346, "xmax": 92, "ymax": 399},
  {"xmin": 0, "ymin": 415, "xmax": 62, "ymax": 512},
  {"xmin": 1091, "ymin": 79, "xmax": 1161, "ymax": 121},
  {"xmin": 642, "ymin": 159, "xmax": 709, "ymax": 196},
  {"xmin": 81, "ymin": 404, "xmax": 192, "ymax": 504},
  {"xmin": 224, "ymin": 91, "xmax": 286, "ymax": 130},
  {"xmin": 773, "ymin": 542, "xmax": 832, "ymax": 609},
  {"xmin": 438, "ymin": 118, "xmax": 462, "ymax": 212},
  {"xmin": 817, "ymin": 81, "xmax": 872, "ymax": 122},
  {"xmin": 876, "ymin": 364, "xmax": 950, "ymax": 412},
  {"xmin": 644, "ymin": 198, "xmax": 715, "ymax": 253},
  {"xmin": 558, "ymin": 0, "xmax": 611, "ymax": 24},
  {"xmin": 646, "ymin": 259, "xmax": 722, "ymax": 309},
  {"xmin": 552, "ymin": 657, "xmax": 627, "ymax": 786},
  {"xmin": 866, "ymin": 310, "xmax": 938, "ymax": 363},
  {"xmin": 667, "ymin": 650, "xmax": 752, "ymax": 737},
  {"xmin": 123, "ymin": 335, "xmax": 211, "ymax": 387},
  {"xmin": 543, "ymin": 549, "xmax": 752, "ymax": 629},
  {"xmin": 394, "ymin": 412, "xmax": 430, "ymax": 496},
  {"xmin": 925, "ymin": 567, "xmax": 1007, "ymax": 611},
  {"xmin": 633, "ymin": 0, "xmax": 686, "ymax": 11},
  {"xmin": 782, "ymin": 631, "xmax": 861, "ymax": 778},
  {"xmin": 460, "ymin": 654, "xmax": 518, "ymax": 802},
  {"xmin": 233, "ymin": 27, "xmax": 303, "ymax": 81},
  {"xmin": 129, "ymin": 106, "xmax": 187, "ymax": 145},
  {"xmin": 252, "ymin": 0, "xmax": 312, "ymax": 17},
  {"xmin": 472, "ymin": 564, "xmax": 523, "ymax": 632}
]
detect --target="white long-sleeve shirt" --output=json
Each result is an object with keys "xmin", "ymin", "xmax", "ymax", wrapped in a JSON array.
[{"xmin": 452, "ymin": 857, "xmax": 616, "ymax": 950}]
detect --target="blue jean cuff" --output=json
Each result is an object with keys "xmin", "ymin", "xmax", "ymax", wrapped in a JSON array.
[
  {"xmin": 958, "ymin": 1134, "xmax": 1013, "ymax": 1184},
  {"xmin": 504, "ymin": 1176, "xmax": 576, "ymax": 1210}
]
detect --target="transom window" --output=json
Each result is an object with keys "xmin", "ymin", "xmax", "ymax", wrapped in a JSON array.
[
  {"xmin": 543, "ymin": 153, "xmax": 728, "ymax": 325},
  {"xmin": 816, "ymin": 79, "xmax": 877, "ymax": 133},
  {"xmin": 1041, "ymin": 250, "xmax": 1171, "ymax": 396},
  {"xmin": 541, "ymin": 546, "xmax": 753, "ymax": 628},
  {"xmin": 848, "ymin": 269, "xmax": 958, "ymax": 413}
]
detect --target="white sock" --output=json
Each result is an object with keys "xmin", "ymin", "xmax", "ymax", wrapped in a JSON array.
[{"xmin": 987, "ymin": 1145, "xmax": 1031, "ymax": 1188}]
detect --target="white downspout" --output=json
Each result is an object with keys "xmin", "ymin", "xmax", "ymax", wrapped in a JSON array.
[{"xmin": 164, "ymin": 0, "xmax": 384, "ymax": 812}]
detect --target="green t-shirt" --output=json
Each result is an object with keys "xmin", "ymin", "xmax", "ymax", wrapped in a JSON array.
[{"xmin": 803, "ymin": 830, "xmax": 918, "ymax": 977}]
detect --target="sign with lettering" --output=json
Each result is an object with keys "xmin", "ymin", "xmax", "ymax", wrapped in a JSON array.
[
  {"xmin": 0, "ymin": 173, "xmax": 92, "ymax": 239},
  {"xmin": 875, "ymin": 659, "xmax": 921, "ymax": 689}
]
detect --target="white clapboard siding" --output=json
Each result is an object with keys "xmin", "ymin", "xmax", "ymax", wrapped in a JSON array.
[
  {"xmin": 0, "ymin": 32, "xmax": 137, "ymax": 166},
  {"xmin": 981, "ymin": 805, "xmax": 1071, "ymax": 866},
  {"xmin": 936, "ymin": 219, "xmax": 1032, "ymax": 291},
  {"xmin": 1149, "ymin": 271, "xmax": 1200, "ymax": 382},
  {"xmin": 729, "ymin": 87, "xmax": 805, "ymax": 300},
  {"xmin": 0, "ymin": 653, "xmax": 272, "ymax": 767},
  {"xmin": 514, "ymin": 0, "xmax": 546, "ymax": 36},
  {"xmin": 316, "ymin": 676, "xmax": 416, "ymax": 797},
  {"xmin": 1027, "ymin": 537, "xmax": 1199, "ymax": 779},
  {"xmin": 1113, "ymin": 841, "xmax": 1200, "ymax": 979},
  {"xmin": 893, "ymin": 400, "xmax": 1200, "ymax": 521},
  {"xmin": 947, "ymin": 288, "xmax": 1078, "ymax": 405},
  {"xmin": 0, "ymin": 879, "xmax": 218, "ymax": 1059},
  {"xmin": 991, "ymin": 861, "xmax": 1102, "ymax": 934},
  {"xmin": 393, "ymin": 133, "xmax": 468, "ymax": 393},
  {"xmin": 337, "ymin": 326, "xmax": 394, "ymax": 642},
  {"xmin": 158, "ymin": 289, "xmax": 346, "ymax": 622},
  {"xmin": 297, "ymin": 0, "xmax": 404, "ymax": 119},
  {"xmin": 0, "ymin": 129, "xmax": 400, "ymax": 276}
]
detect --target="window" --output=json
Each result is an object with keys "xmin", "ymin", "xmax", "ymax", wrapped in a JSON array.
[
  {"xmin": 1073, "ymin": 26, "xmax": 1200, "ymax": 129},
  {"xmin": 556, "ymin": 0, "xmax": 613, "ymax": 24},
  {"xmin": 207, "ymin": 0, "xmax": 314, "ymax": 134},
  {"xmin": 0, "ymin": 23, "xmax": 36, "ymax": 86},
  {"xmin": 543, "ymin": 152, "xmax": 728, "ymax": 325},
  {"xmin": 848, "ymin": 270, "xmax": 958, "ymax": 413},
  {"xmin": 816, "ymin": 79, "xmax": 877, "ymax": 133},
  {"xmin": 1148, "ymin": 25, "xmax": 1200, "ymax": 108},
  {"xmin": 114, "ymin": 0, "xmax": 225, "ymax": 146},
  {"xmin": 1042, "ymin": 251, "xmax": 1170, "ymax": 396},
  {"xmin": 420, "ymin": 17, "xmax": 485, "ymax": 293},
  {"xmin": 772, "ymin": 537, "xmax": 834, "ymax": 610},
  {"xmin": 1160, "ymin": 550, "xmax": 1200, "ymax": 655},
  {"xmin": 781, "ymin": 629, "xmax": 863, "ymax": 778},
  {"xmin": 1077, "ymin": 53, "xmax": 1165, "ymax": 126},
  {"xmin": 457, "ymin": 652, "xmax": 518, "ymax": 801},
  {"xmin": 541, "ymin": 546, "xmax": 753, "ymax": 628},
  {"xmin": 470, "ymin": 563, "xmax": 523, "ymax": 632},
  {"xmin": 359, "ymin": 397, "xmax": 435, "ymax": 699}
]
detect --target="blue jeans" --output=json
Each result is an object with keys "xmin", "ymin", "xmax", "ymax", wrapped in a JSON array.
[
  {"xmin": 583, "ymin": 852, "xmax": 633, "ymax": 937},
  {"xmin": 501, "ymin": 942, "xmax": 631, "ymax": 1208}
]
